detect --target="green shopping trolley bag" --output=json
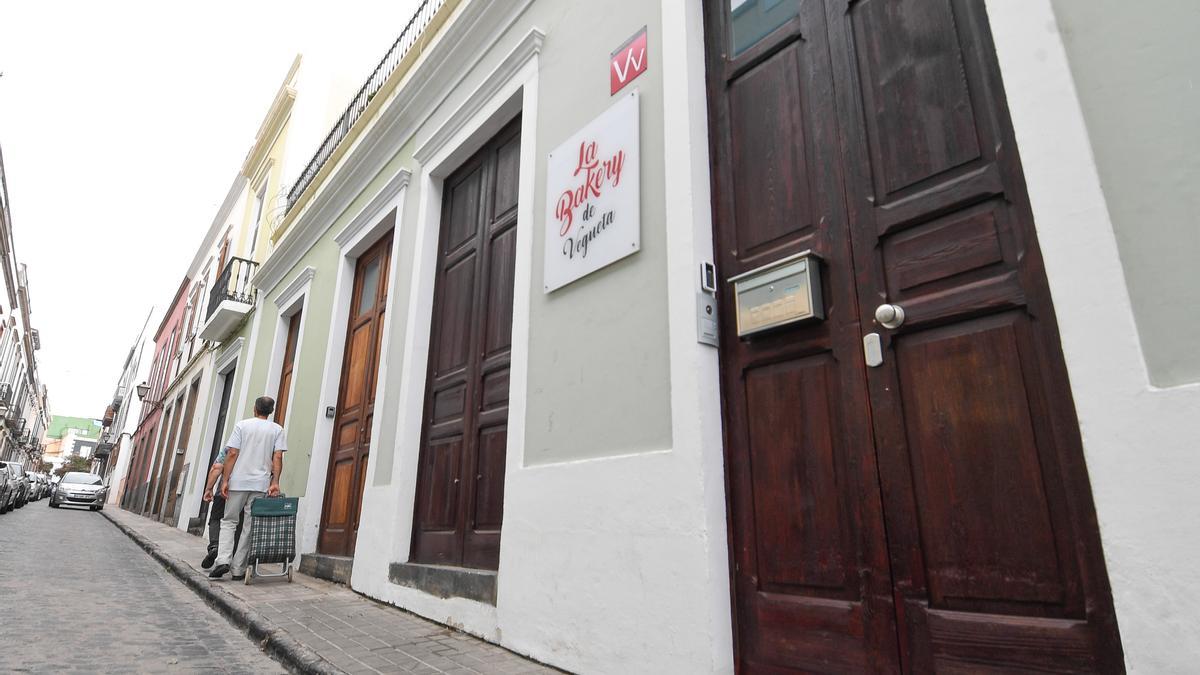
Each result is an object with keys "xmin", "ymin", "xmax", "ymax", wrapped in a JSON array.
[{"xmin": 245, "ymin": 495, "xmax": 299, "ymax": 584}]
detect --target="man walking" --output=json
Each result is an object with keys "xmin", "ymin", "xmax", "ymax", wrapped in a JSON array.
[
  {"xmin": 199, "ymin": 447, "xmax": 243, "ymax": 569},
  {"xmin": 208, "ymin": 396, "xmax": 286, "ymax": 580}
]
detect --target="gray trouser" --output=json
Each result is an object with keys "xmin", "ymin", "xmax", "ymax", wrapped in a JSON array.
[
  {"xmin": 215, "ymin": 490, "xmax": 264, "ymax": 573},
  {"xmin": 206, "ymin": 493, "xmax": 243, "ymax": 556}
]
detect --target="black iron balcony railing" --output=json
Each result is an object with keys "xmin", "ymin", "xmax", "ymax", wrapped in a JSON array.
[
  {"xmin": 206, "ymin": 256, "xmax": 259, "ymax": 322},
  {"xmin": 285, "ymin": 0, "xmax": 445, "ymax": 215}
]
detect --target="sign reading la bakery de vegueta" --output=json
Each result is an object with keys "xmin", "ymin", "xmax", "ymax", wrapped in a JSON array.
[{"xmin": 544, "ymin": 90, "xmax": 640, "ymax": 293}]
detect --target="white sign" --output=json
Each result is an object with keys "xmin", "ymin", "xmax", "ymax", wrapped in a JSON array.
[{"xmin": 544, "ymin": 90, "xmax": 640, "ymax": 292}]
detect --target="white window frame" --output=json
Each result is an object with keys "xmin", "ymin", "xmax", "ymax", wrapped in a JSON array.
[
  {"xmin": 264, "ymin": 266, "xmax": 315, "ymax": 438},
  {"xmin": 249, "ymin": 181, "xmax": 268, "ymax": 258}
]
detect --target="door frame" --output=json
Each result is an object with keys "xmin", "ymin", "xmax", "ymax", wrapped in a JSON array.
[
  {"xmin": 264, "ymin": 266, "xmax": 315, "ymax": 439},
  {"xmin": 188, "ymin": 340, "xmax": 241, "ymax": 519},
  {"xmin": 298, "ymin": 174, "xmax": 409, "ymax": 558},
  {"xmin": 386, "ymin": 37, "xmax": 540, "ymax": 575}
]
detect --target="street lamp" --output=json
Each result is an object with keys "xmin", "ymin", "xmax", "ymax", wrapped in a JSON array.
[{"xmin": 135, "ymin": 381, "xmax": 162, "ymax": 410}]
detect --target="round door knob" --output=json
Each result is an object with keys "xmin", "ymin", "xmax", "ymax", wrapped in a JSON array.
[{"xmin": 874, "ymin": 303, "xmax": 906, "ymax": 329}]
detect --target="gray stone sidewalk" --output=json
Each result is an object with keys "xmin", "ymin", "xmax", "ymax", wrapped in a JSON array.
[{"xmin": 104, "ymin": 508, "xmax": 559, "ymax": 675}]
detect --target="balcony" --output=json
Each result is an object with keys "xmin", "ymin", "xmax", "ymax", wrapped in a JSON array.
[
  {"xmin": 284, "ymin": 0, "xmax": 446, "ymax": 217},
  {"xmin": 198, "ymin": 257, "xmax": 259, "ymax": 342},
  {"xmin": 4, "ymin": 409, "xmax": 24, "ymax": 435}
]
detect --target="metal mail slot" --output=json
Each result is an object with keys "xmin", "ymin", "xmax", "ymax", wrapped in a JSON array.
[{"xmin": 729, "ymin": 250, "xmax": 824, "ymax": 337}]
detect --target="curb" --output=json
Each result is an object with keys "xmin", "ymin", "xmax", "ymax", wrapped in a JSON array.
[{"xmin": 102, "ymin": 510, "xmax": 342, "ymax": 675}]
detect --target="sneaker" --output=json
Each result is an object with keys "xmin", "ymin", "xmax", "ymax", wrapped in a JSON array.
[
  {"xmin": 201, "ymin": 550, "xmax": 217, "ymax": 569},
  {"xmin": 208, "ymin": 564, "xmax": 230, "ymax": 579},
  {"xmin": 231, "ymin": 573, "xmax": 245, "ymax": 581}
]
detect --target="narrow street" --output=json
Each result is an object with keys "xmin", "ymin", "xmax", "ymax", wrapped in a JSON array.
[
  {"xmin": 0, "ymin": 502, "xmax": 283, "ymax": 674},
  {"xmin": 0, "ymin": 2, "xmax": 1193, "ymax": 671}
]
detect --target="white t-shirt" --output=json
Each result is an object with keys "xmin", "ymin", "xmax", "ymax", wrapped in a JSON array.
[{"xmin": 225, "ymin": 417, "xmax": 287, "ymax": 492}]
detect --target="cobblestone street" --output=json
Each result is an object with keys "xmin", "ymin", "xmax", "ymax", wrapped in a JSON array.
[
  {"xmin": 104, "ymin": 508, "xmax": 557, "ymax": 675},
  {"xmin": 0, "ymin": 501, "xmax": 283, "ymax": 674}
]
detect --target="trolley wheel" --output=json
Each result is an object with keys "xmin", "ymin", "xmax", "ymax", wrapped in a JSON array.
[
  {"xmin": 287, "ymin": 566, "xmax": 293, "ymax": 583},
  {"xmin": 244, "ymin": 570, "xmax": 252, "ymax": 585}
]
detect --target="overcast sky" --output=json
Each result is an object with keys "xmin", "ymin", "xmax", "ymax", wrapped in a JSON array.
[{"xmin": 0, "ymin": 0, "xmax": 418, "ymax": 418}]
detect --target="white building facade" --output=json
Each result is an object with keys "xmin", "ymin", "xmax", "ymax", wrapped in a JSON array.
[
  {"xmin": 0, "ymin": 146, "xmax": 50, "ymax": 470},
  {"xmin": 128, "ymin": 1, "xmax": 1200, "ymax": 672}
]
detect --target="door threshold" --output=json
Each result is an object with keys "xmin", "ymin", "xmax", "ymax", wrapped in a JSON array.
[
  {"xmin": 388, "ymin": 562, "xmax": 497, "ymax": 606},
  {"xmin": 299, "ymin": 553, "xmax": 355, "ymax": 585}
]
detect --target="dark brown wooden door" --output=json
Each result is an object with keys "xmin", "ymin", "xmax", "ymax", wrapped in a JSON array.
[
  {"xmin": 275, "ymin": 311, "xmax": 302, "ymax": 428},
  {"xmin": 318, "ymin": 225, "xmax": 393, "ymax": 556},
  {"xmin": 411, "ymin": 119, "xmax": 520, "ymax": 571},
  {"xmin": 706, "ymin": 2, "xmax": 899, "ymax": 671},
  {"xmin": 164, "ymin": 379, "xmax": 200, "ymax": 524},
  {"xmin": 149, "ymin": 400, "xmax": 181, "ymax": 517},
  {"xmin": 197, "ymin": 367, "xmax": 235, "ymax": 519},
  {"xmin": 704, "ymin": 1, "xmax": 1123, "ymax": 672}
]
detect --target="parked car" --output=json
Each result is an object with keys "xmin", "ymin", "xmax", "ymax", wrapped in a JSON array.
[
  {"xmin": 0, "ymin": 463, "xmax": 11, "ymax": 513},
  {"xmin": 0, "ymin": 461, "xmax": 29, "ymax": 509},
  {"xmin": 48, "ymin": 472, "xmax": 107, "ymax": 511},
  {"xmin": 26, "ymin": 472, "xmax": 41, "ymax": 501},
  {"xmin": 32, "ymin": 473, "xmax": 49, "ymax": 500}
]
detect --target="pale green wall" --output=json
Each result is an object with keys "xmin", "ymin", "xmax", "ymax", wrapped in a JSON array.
[
  {"xmin": 245, "ymin": 236, "xmax": 342, "ymax": 498},
  {"xmin": 372, "ymin": 1, "xmax": 673, "ymax": 475},
  {"xmin": 246, "ymin": 0, "xmax": 677, "ymax": 493},
  {"xmin": 362, "ymin": 149, "xmax": 419, "ymax": 487},
  {"xmin": 1052, "ymin": 0, "xmax": 1200, "ymax": 386}
]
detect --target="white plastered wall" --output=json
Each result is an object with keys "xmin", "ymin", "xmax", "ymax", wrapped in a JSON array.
[
  {"xmin": 986, "ymin": 1, "xmax": 1200, "ymax": 670},
  {"xmin": 344, "ymin": 4, "xmax": 733, "ymax": 672}
]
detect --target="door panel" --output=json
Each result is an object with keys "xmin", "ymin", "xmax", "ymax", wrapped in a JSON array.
[
  {"xmin": 275, "ymin": 311, "xmax": 302, "ymax": 427},
  {"xmin": 848, "ymin": 0, "xmax": 982, "ymax": 195},
  {"xmin": 829, "ymin": 0, "xmax": 1122, "ymax": 670},
  {"xmin": 164, "ymin": 381, "xmax": 200, "ymax": 524},
  {"xmin": 728, "ymin": 43, "xmax": 814, "ymax": 259},
  {"xmin": 151, "ymin": 401, "xmax": 182, "ymax": 517},
  {"xmin": 471, "ymin": 427, "xmax": 506, "ymax": 530},
  {"xmin": 412, "ymin": 118, "xmax": 520, "ymax": 571},
  {"xmin": 895, "ymin": 314, "xmax": 1063, "ymax": 605},
  {"xmin": 421, "ymin": 437, "xmax": 463, "ymax": 530},
  {"xmin": 318, "ymin": 223, "xmax": 393, "ymax": 556},
  {"xmin": 745, "ymin": 356, "xmax": 846, "ymax": 591},
  {"xmin": 198, "ymin": 369, "xmax": 235, "ymax": 519},
  {"xmin": 327, "ymin": 461, "xmax": 354, "ymax": 524},
  {"xmin": 446, "ymin": 166, "xmax": 483, "ymax": 254},
  {"xmin": 705, "ymin": 2, "xmax": 900, "ymax": 671},
  {"xmin": 436, "ymin": 256, "xmax": 477, "ymax": 372},
  {"xmin": 483, "ymin": 226, "xmax": 517, "ymax": 355},
  {"xmin": 706, "ymin": 0, "xmax": 1122, "ymax": 671}
]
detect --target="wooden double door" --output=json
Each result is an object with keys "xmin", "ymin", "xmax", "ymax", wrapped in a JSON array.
[
  {"xmin": 319, "ymin": 227, "xmax": 393, "ymax": 556},
  {"xmin": 704, "ymin": 1, "xmax": 1122, "ymax": 672},
  {"xmin": 411, "ymin": 120, "xmax": 521, "ymax": 570}
]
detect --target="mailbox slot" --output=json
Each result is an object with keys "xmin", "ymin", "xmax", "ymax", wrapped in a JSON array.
[{"xmin": 729, "ymin": 250, "xmax": 824, "ymax": 337}]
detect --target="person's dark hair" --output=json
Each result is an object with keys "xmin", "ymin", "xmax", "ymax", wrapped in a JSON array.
[{"xmin": 254, "ymin": 396, "xmax": 276, "ymax": 417}]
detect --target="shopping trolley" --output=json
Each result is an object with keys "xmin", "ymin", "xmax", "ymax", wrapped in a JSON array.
[{"xmin": 245, "ymin": 495, "xmax": 298, "ymax": 584}]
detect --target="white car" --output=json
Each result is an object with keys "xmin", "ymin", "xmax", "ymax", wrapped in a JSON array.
[{"xmin": 49, "ymin": 472, "xmax": 107, "ymax": 510}]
